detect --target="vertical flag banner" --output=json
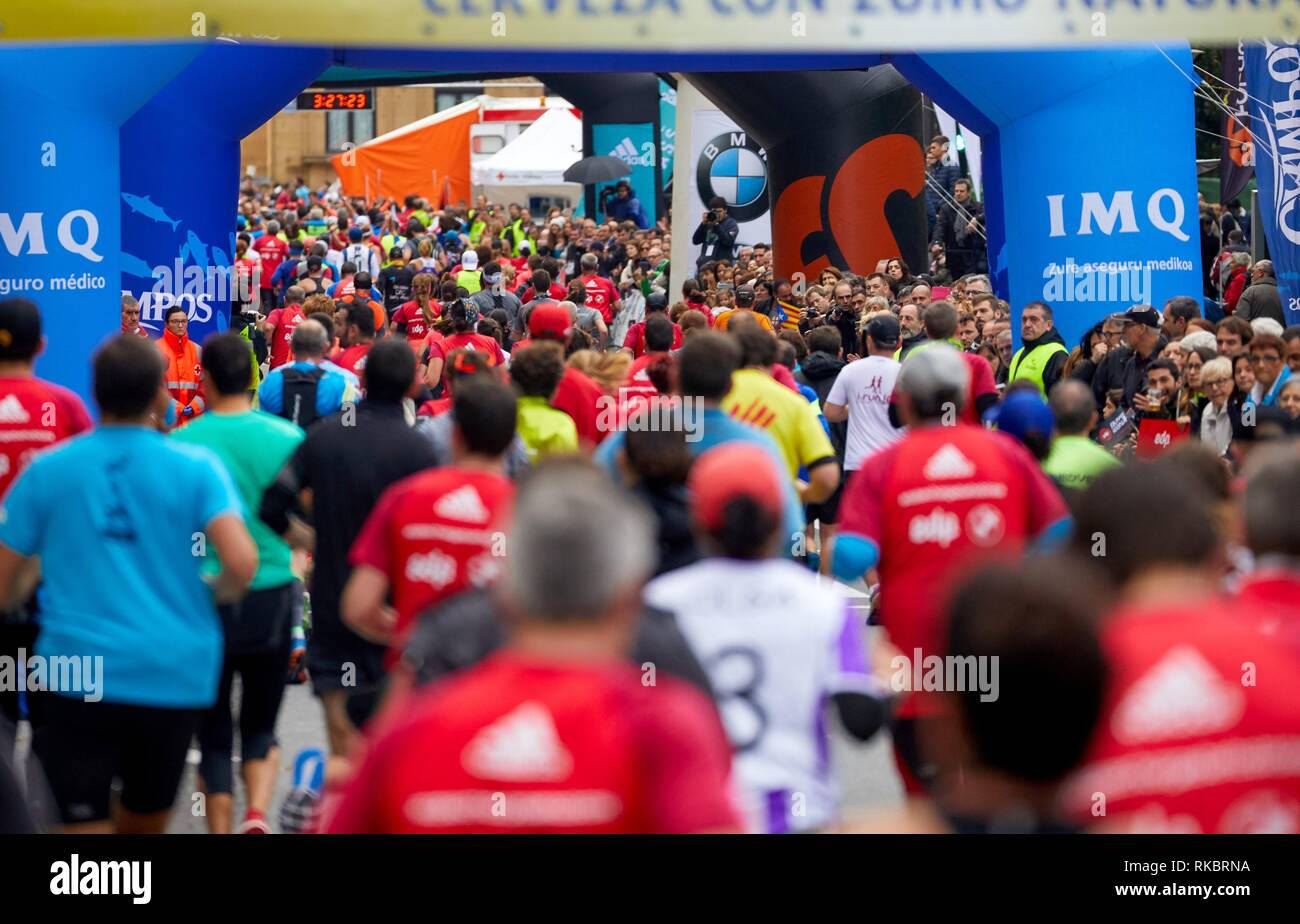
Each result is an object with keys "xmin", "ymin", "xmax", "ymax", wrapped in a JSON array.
[
  {"xmin": 592, "ymin": 122, "xmax": 657, "ymax": 227},
  {"xmin": 1245, "ymin": 41, "xmax": 1300, "ymax": 323},
  {"xmin": 659, "ymin": 79, "xmax": 677, "ymax": 189},
  {"xmin": 690, "ymin": 109, "xmax": 772, "ymax": 261},
  {"xmin": 1221, "ymin": 43, "xmax": 1254, "ymax": 205}
]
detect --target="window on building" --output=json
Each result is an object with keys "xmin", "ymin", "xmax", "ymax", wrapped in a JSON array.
[
  {"xmin": 326, "ymin": 109, "xmax": 375, "ymax": 153},
  {"xmin": 435, "ymin": 89, "xmax": 478, "ymax": 112}
]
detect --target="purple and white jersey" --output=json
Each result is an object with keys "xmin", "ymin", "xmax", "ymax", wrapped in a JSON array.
[{"xmin": 644, "ymin": 558, "xmax": 880, "ymax": 833}]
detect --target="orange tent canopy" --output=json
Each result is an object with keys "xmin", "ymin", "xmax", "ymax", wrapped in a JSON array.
[{"xmin": 331, "ymin": 98, "xmax": 479, "ymax": 207}]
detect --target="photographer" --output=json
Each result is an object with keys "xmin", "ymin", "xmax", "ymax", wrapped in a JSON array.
[{"xmin": 692, "ymin": 196, "xmax": 740, "ymax": 269}]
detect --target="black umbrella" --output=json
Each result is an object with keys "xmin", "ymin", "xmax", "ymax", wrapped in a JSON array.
[{"xmin": 563, "ymin": 155, "xmax": 632, "ymax": 185}]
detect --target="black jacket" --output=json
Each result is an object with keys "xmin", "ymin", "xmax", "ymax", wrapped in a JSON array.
[
  {"xmin": 1090, "ymin": 343, "xmax": 1133, "ymax": 408},
  {"xmin": 896, "ymin": 330, "xmax": 927, "ymax": 362},
  {"xmin": 692, "ymin": 214, "xmax": 740, "ymax": 266},
  {"xmin": 798, "ymin": 351, "xmax": 848, "ymax": 459},
  {"xmin": 1118, "ymin": 336, "xmax": 1169, "ymax": 411},
  {"xmin": 633, "ymin": 481, "xmax": 701, "ymax": 577}
]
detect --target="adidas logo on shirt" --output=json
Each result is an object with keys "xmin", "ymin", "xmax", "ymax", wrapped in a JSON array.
[
  {"xmin": 434, "ymin": 485, "xmax": 491, "ymax": 524},
  {"xmin": 1111, "ymin": 646, "xmax": 1245, "ymax": 745},
  {"xmin": 923, "ymin": 444, "xmax": 975, "ymax": 480},
  {"xmin": 0, "ymin": 395, "xmax": 31, "ymax": 425},
  {"xmin": 462, "ymin": 702, "xmax": 574, "ymax": 782}
]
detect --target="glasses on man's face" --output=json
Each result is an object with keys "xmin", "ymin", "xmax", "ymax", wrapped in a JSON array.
[
  {"xmin": 1203, "ymin": 378, "xmax": 1230, "ymax": 389},
  {"xmin": 1251, "ymin": 353, "xmax": 1282, "ymax": 366},
  {"xmin": 168, "ymin": 317, "xmax": 188, "ymax": 326}
]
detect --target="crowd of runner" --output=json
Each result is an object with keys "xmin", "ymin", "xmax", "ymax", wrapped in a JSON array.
[{"xmin": 0, "ymin": 180, "xmax": 1298, "ymax": 836}]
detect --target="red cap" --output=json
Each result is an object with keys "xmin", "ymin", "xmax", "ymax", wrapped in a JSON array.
[
  {"xmin": 688, "ymin": 443, "xmax": 785, "ymax": 533},
  {"xmin": 528, "ymin": 303, "xmax": 572, "ymax": 341}
]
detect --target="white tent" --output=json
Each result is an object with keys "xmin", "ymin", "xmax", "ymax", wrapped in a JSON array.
[{"xmin": 472, "ymin": 107, "xmax": 584, "ymax": 207}]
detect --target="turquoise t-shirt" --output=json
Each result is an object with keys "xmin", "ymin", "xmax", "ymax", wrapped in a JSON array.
[
  {"xmin": 0, "ymin": 427, "xmax": 243, "ymax": 708},
  {"xmin": 171, "ymin": 409, "xmax": 304, "ymax": 590}
]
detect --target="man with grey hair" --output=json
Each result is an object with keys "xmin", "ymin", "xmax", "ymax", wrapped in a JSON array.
[
  {"xmin": 1236, "ymin": 258, "xmax": 1285, "ymax": 326},
  {"xmin": 833, "ymin": 344, "xmax": 1070, "ymax": 794},
  {"xmin": 257, "ymin": 318, "xmax": 358, "ymax": 426},
  {"xmin": 964, "ymin": 274, "xmax": 992, "ymax": 297},
  {"xmin": 1042, "ymin": 379, "xmax": 1119, "ymax": 492},
  {"xmin": 325, "ymin": 460, "xmax": 741, "ymax": 834}
]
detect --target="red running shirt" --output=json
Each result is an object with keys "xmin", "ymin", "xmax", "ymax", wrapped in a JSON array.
[
  {"xmin": 837, "ymin": 423, "xmax": 1066, "ymax": 714},
  {"xmin": 1064, "ymin": 600, "xmax": 1300, "ymax": 833},
  {"xmin": 334, "ymin": 343, "xmax": 371, "ymax": 378},
  {"xmin": 252, "ymin": 234, "xmax": 288, "ymax": 280},
  {"xmin": 323, "ymin": 652, "xmax": 741, "ymax": 834},
  {"xmin": 582, "ymin": 274, "xmax": 619, "ymax": 324},
  {"xmin": 394, "ymin": 300, "xmax": 441, "ymax": 343},
  {"xmin": 349, "ymin": 466, "xmax": 514, "ymax": 650},
  {"xmin": 427, "ymin": 333, "xmax": 506, "ymax": 371},
  {"xmin": 265, "ymin": 304, "xmax": 305, "ymax": 369},
  {"xmin": 0, "ymin": 377, "xmax": 92, "ymax": 498}
]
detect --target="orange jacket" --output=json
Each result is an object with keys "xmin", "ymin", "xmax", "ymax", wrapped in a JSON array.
[{"xmin": 159, "ymin": 329, "xmax": 205, "ymax": 425}]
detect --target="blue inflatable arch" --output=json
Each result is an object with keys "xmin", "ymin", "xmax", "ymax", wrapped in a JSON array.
[{"xmin": 0, "ymin": 43, "xmax": 1201, "ymax": 400}]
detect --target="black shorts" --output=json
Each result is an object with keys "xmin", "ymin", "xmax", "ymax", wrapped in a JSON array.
[
  {"xmin": 218, "ymin": 581, "xmax": 296, "ymax": 656},
  {"xmin": 805, "ymin": 473, "xmax": 849, "ymax": 527},
  {"xmin": 31, "ymin": 694, "xmax": 199, "ymax": 824},
  {"xmin": 306, "ymin": 609, "xmax": 388, "ymax": 698}
]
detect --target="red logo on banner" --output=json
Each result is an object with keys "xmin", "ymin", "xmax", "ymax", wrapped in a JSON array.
[{"xmin": 772, "ymin": 134, "xmax": 925, "ymax": 280}]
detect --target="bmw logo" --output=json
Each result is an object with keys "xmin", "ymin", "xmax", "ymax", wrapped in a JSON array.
[{"xmin": 697, "ymin": 131, "xmax": 769, "ymax": 223}]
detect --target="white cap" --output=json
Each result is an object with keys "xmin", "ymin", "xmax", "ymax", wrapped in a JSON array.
[{"xmin": 462, "ymin": 250, "xmax": 479, "ymax": 270}]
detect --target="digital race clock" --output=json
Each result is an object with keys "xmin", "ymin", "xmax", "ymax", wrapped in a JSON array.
[{"xmin": 295, "ymin": 90, "xmax": 373, "ymax": 111}]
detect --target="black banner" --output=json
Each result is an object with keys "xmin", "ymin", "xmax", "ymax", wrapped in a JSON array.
[
  {"xmin": 1221, "ymin": 43, "xmax": 1255, "ymax": 205},
  {"xmin": 0, "ymin": 834, "xmax": 1286, "ymax": 910}
]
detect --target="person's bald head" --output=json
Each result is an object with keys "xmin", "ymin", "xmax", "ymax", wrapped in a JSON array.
[
  {"xmin": 1049, "ymin": 379, "xmax": 1097, "ymax": 436},
  {"xmin": 291, "ymin": 318, "xmax": 330, "ymax": 360}
]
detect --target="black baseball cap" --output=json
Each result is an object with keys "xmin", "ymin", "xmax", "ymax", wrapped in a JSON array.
[
  {"xmin": 1112, "ymin": 305, "xmax": 1160, "ymax": 329},
  {"xmin": 735, "ymin": 285, "xmax": 756, "ymax": 307},
  {"xmin": 0, "ymin": 298, "xmax": 42, "ymax": 361},
  {"xmin": 863, "ymin": 313, "xmax": 901, "ymax": 347}
]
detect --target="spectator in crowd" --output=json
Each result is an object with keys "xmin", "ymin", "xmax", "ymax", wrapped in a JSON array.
[
  {"xmin": 1042, "ymin": 379, "xmax": 1120, "ymax": 493},
  {"xmin": 1236, "ymin": 259, "xmax": 1285, "ymax": 326},
  {"xmin": 1196, "ymin": 356, "xmax": 1236, "ymax": 456},
  {"xmin": 1007, "ymin": 301, "xmax": 1069, "ymax": 397},
  {"xmin": 692, "ymin": 196, "xmax": 740, "ymax": 268},
  {"xmin": 931, "ymin": 178, "xmax": 986, "ymax": 279}
]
